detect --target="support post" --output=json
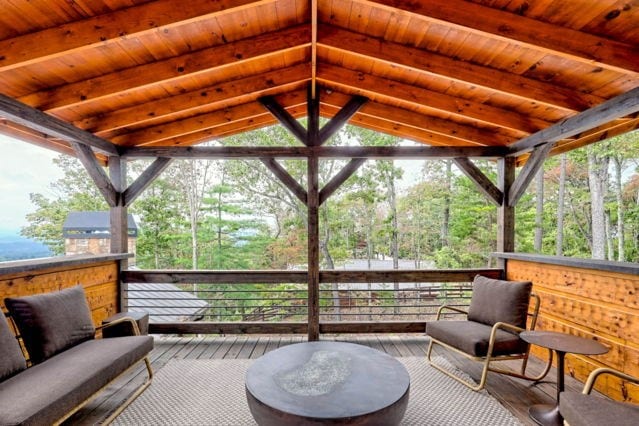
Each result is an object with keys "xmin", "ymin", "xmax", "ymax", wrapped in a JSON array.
[
  {"xmin": 109, "ymin": 156, "xmax": 128, "ymax": 311},
  {"xmin": 496, "ymin": 157, "xmax": 516, "ymax": 270},
  {"xmin": 307, "ymin": 155, "xmax": 320, "ymax": 341}
]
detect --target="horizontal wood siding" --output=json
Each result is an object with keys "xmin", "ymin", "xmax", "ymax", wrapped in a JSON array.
[
  {"xmin": 506, "ymin": 258, "xmax": 639, "ymax": 403},
  {"xmin": 0, "ymin": 259, "xmax": 120, "ymax": 326}
]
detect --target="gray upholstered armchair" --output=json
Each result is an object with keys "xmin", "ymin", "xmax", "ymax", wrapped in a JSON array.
[
  {"xmin": 425, "ymin": 275, "xmax": 552, "ymax": 391},
  {"xmin": 560, "ymin": 367, "xmax": 639, "ymax": 426}
]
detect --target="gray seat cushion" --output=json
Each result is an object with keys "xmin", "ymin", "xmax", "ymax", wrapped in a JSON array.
[
  {"xmin": 5, "ymin": 285, "xmax": 96, "ymax": 364},
  {"xmin": 467, "ymin": 275, "xmax": 532, "ymax": 329},
  {"xmin": 0, "ymin": 335, "xmax": 153, "ymax": 426},
  {"xmin": 426, "ymin": 320, "xmax": 528, "ymax": 357},
  {"xmin": 0, "ymin": 315, "xmax": 26, "ymax": 382},
  {"xmin": 560, "ymin": 391, "xmax": 639, "ymax": 426}
]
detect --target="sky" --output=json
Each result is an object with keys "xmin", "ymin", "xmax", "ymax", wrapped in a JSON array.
[{"xmin": 0, "ymin": 134, "xmax": 63, "ymax": 233}]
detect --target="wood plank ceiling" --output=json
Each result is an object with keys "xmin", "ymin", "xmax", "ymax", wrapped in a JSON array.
[{"xmin": 0, "ymin": 0, "xmax": 637, "ymax": 162}]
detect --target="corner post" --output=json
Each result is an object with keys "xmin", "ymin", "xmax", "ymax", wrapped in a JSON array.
[
  {"xmin": 109, "ymin": 156, "xmax": 128, "ymax": 311},
  {"xmin": 497, "ymin": 157, "xmax": 516, "ymax": 272}
]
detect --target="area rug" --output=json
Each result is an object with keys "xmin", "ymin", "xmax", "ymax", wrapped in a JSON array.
[{"xmin": 114, "ymin": 356, "xmax": 521, "ymax": 426}]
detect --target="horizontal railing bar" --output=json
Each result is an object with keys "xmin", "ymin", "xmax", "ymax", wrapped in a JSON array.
[
  {"xmin": 123, "ymin": 268, "xmax": 502, "ymax": 284},
  {"xmin": 146, "ymin": 321, "xmax": 428, "ymax": 334}
]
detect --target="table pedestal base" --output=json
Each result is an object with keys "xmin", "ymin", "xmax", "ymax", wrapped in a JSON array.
[{"xmin": 528, "ymin": 404, "xmax": 563, "ymax": 426}]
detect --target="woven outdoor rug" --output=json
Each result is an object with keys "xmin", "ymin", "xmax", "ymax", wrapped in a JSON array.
[{"xmin": 114, "ymin": 356, "xmax": 521, "ymax": 426}]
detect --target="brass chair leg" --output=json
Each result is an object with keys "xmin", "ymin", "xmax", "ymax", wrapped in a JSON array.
[{"xmin": 102, "ymin": 356, "xmax": 154, "ymax": 425}]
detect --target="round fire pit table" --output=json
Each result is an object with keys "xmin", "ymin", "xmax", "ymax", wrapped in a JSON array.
[{"xmin": 245, "ymin": 341, "xmax": 410, "ymax": 425}]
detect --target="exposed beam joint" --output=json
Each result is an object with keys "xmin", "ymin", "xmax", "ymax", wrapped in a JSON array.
[
  {"xmin": 121, "ymin": 145, "xmax": 508, "ymax": 159},
  {"xmin": 320, "ymin": 158, "xmax": 367, "ymax": 205},
  {"xmin": 508, "ymin": 87, "xmax": 639, "ymax": 156},
  {"xmin": 260, "ymin": 158, "xmax": 307, "ymax": 205},
  {"xmin": 319, "ymin": 95, "xmax": 369, "ymax": 145},
  {"xmin": 453, "ymin": 158, "xmax": 503, "ymax": 206},
  {"xmin": 508, "ymin": 143, "xmax": 554, "ymax": 207},
  {"xmin": 71, "ymin": 142, "xmax": 118, "ymax": 207},
  {"xmin": 259, "ymin": 95, "xmax": 309, "ymax": 145},
  {"xmin": 123, "ymin": 157, "xmax": 173, "ymax": 207},
  {"xmin": 0, "ymin": 94, "xmax": 119, "ymax": 156}
]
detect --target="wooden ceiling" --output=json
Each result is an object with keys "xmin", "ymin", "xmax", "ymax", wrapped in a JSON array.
[{"xmin": 0, "ymin": 0, "xmax": 638, "ymax": 160}]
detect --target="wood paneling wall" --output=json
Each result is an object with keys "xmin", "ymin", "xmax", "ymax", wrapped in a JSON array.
[
  {"xmin": 504, "ymin": 257, "xmax": 639, "ymax": 403},
  {"xmin": 0, "ymin": 255, "xmax": 125, "ymax": 326}
]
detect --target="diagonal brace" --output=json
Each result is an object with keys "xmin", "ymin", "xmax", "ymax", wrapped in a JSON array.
[
  {"xmin": 71, "ymin": 142, "xmax": 118, "ymax": 207},
  {"xmin": 453, "ymin": 157, "xmax": 503, "ymax": 206},
  {"xmin": 508, "ymin": 142, "xmax": 554, "ymax": 206},
  {"xmin": 319, "ymin": 96, "xmax": 368, "ymax": 145},
  {"xmin": 320, "ymin": 158, "xmax": 367, "ymax": 205},
  {"xmin": 260, "ymin": 158, "xmax": 307, "ymax": 205},
  {"xmin": 123, "ymin": 157, "xmax": 173, "ymax": 207},
  {"xmin": 259, "ymin": 96, "xmax": 308, "ymax": 145}
]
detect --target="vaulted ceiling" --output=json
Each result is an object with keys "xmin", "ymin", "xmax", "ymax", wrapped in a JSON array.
[{"xmin": 0, "ymin": 0, "xmax": 638, "ymax": 162}]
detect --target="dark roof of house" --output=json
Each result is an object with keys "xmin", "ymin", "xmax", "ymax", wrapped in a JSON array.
[
  {"xmin": 63, "ymin": 211, "xmax": 137, "ymax": 231},
  {"xmin": 127, "ymin": 283, "xmax": 209, "ymax": 323}
]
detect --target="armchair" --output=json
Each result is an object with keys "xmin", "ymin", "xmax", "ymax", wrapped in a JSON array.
[
  {"xmin": 425, "ymin": 275, "xmax": 552, "ymax": 391},
  {"xmin": 560, "ymin": 367, "xmax": 639, "ymax": 426}
]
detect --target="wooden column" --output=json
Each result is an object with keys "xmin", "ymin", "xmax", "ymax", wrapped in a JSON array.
[
  {"xmin": 307, "ymin": 155, "xmax": 320, "ymax": 341},
  {"xmin": 109, "ymin": 156, "xmax": 128, "ymax": 312},
  {"xmin": 496, "ymin": 157, "xmax": 516, "ymax": 269}
]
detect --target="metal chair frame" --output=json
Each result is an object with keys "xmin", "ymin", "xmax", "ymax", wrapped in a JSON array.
[{"xmin": 427, "ymin": 293, "xmax": 553, "ymax": 391}]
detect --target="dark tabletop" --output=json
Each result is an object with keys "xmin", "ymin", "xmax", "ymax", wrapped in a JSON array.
[
  {"xmin": 245, "ymin": 341, "xmax": 410, "ymax": 420},
  {"xmin": 520, "ymin": 331, "xmax": 608, "ymax": 355}
]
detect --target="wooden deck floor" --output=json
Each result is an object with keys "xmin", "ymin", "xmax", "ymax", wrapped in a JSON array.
[{"xmin": 69, "ymin": 334, "xmax": 585, "ymax": 425}]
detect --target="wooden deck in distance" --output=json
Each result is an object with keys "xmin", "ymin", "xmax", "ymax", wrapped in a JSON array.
[{"xmin": 70, "ymin": 334, "xmax": 585, "ymax": 425}]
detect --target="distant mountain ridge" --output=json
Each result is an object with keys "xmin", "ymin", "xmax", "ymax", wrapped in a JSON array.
[{"xmin": 0, "ymin": 232, "xmax": 51, "ymax": 261}]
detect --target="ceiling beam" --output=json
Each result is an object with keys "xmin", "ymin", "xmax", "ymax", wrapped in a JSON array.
[
  {"xmin": 319, "ymin": 91, "xmax": 515, "ymax": 146},
  {"xmin": 0, "ymin": 93, "xmax": 119, "ymax": 156},
  {"xmin": 70, "ymin": 142, "xmax": 117, "ymax": 207},
  {"xmin": 317, "ymin": 64, "xmax": 550, "ymax": 134},
  {"xmin": 113, "ymin": 92, "xmax": 308, "ymax": 146},
  {"xmin": 508, "ymin": 87, "xmax": 639, "ymax": 156},
  {"xmin": 121, "ymin": 145, "xmax": 507, "ymax": 159},
  {"xmin": 318, "ymin": 24, "xmax": 602, "ymax": 111},
  {"xmin": 19, "ymin": 25, "xmax": 311, "ymax": 111},
  {"xmin": 0, "ymin": 0, "xmax": 275, "ymax": 72},
  {"xmin": 260, "ymin": 158, "xmax": 308, "ymax": 205},
  {"xmin": 78, "ymin": 63, "xmax": 311, "ymax": 134},
  {"xmin": 363, "ymin": 0, "xmax": 639, "ymax": 74},
  {"xmin": 453, "ymin": 158, "xmax": 502, "ymax": 206}
]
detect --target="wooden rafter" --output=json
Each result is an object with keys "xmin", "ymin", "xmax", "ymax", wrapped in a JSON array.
[
  {"xmin": 319, "ymin": 158, "xmax": 367, "ymax": 205},
  {"xmin": 79, "ymin": 64, "xmax": 311, "ymax": 134},
  {"xmin": 0, "ymin": 0, "xmax": 274, "ymax": 72},
  {"xmin": 364, "ymin": 0, "xmax": 639, "ymax": 74},
  {"xmin": 260, "ymin": 158, "xmax": 307, "ymax": 205},
  {"xmin": 509, "ymin": 87, "xmax": 639, "ymax": 156},
  {"xmin": 122, "ymin": 158, "xmax": 173, "ymax": 207},
  {"xmin": 19, "ymin": 25, "xmax": 311, "ymax": 111},
  {"xmin": 317, "ymin": 65, "xmax": 550, "ymax": 134},
  {"xmin": 121, "ymin": 145, "xmax": 506, "ymax": 159},
  {"xmin": 318, "ymin": 24, "xmax": 602, "ymax": 112},
  {"xmin": 0, "ymin": 93, "xmax": 118, "ymax": 156},
  {"xmin": 453, "ymin": 158, "xmax": 503, "ymax": 206},
  {"xmin": 70, "ymin": 142, "xmax": 117, "ymax": 207}
]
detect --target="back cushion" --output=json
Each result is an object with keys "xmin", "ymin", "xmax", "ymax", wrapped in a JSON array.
[
  {"xmin": 5, "ymin": 285, "xmax": 95, "ymax": 364},
  {"xmin": 0, "ymin": 314, "xmax": 26, "ymax": 381},
  {"xmin": 467, "ymin": 275, "xmax": 532, "ymax": 329}
]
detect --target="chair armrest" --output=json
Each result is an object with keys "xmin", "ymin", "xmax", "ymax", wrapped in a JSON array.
[
  {"xmin": 436, "ymin": 305, "xmax": 468, "ymax": 320},
  {"xmin": 583, "ymin": 368, "xmax": 639, "ymax": 394},
  {"xmin": 96, "ymin": 316, "xmax": 142, "ymax": 336},
  {"xmin": 492, "ymin": 321, "xmax": 525, "ymax": 334}
]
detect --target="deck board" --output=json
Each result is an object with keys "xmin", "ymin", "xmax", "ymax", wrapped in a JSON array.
[{"xmin": 67, "ymin": 334, "xmax": 587, "ymax": 426}]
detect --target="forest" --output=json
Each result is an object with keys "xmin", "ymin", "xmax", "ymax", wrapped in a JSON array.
[
  {"xmin": 22, "ymin": 125, "xmax": 639, "ymax": 270},
  {"xmin": 20, "ymin": 125, "xmax": 638, "ymax": 321}
]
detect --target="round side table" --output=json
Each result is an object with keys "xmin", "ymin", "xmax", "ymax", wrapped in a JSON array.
[{"xmin": 520, "ymin": 331, "xmax": 608, "ymax": 426}]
